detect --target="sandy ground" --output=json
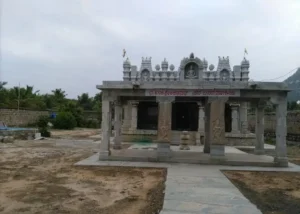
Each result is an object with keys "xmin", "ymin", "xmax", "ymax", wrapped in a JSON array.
[
  {"xmin": 0, "ymin": 132, "xmax": 166, "ymax": 214},
  {"xmin": 50, "ymin": 128, "xmax": 100, "ymax": 140},
  {"xmin": 287, "ymin": 146, "xmax": 300, "ymax": 165},
  {"xmin": 224, "ymin": 171, "xmax": 300, "ymax": 214}
]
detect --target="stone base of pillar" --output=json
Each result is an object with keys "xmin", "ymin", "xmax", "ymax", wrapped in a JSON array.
[
  {"xmin": 157, "ymin": 142, "xmax": 171, "ymax": 158},
  {"xmin": 196, "ymin": 132, "xmax": 205, "ymax": 145},
  {"xmin": 230, "ymin": 130, "xmax": 240, "ymax": 134},
  {"xmin": 210, "ymin": 145, "xmax": 225, "ymax": 158},
  {"xmin": 203, "ymin": 138, "xmax": 210, "ymax": 153},
  {"xmin": 99, "ymin": 151, "xmax": 110, "ymax": 159},
  {"xmin": 254, "ymin": 149, "xmax": 264, "ymax": 155},
  {"xmin": 113, "ymin": 144, "xmax": 122, "ymax": 150},
  {"xmin": 274, "ymin": 157, "xmax": 288, "ymax": 167}
]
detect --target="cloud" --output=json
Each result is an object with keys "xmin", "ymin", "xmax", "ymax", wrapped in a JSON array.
[{"xmin": 1, "ymin": 0, "xmax": 300, "ymax": 98}]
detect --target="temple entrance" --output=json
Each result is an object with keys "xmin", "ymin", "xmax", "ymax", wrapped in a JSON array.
[
  {"xmin": 137, "ymin": 102, "xmax": 158, "ymax": 130},
  {"xmin": 225, "ymin": 103, "xmax": 232, "ymax": 132},
  {"xmin": 171, "ymin": 102, "xmax": 198, "ymax": 131}
]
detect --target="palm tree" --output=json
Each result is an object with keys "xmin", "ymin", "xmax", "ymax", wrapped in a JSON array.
[
  {"xmin": 0, "ymin": 81, "xmax": 7, "ymax": 89},
  {"xmin": 51, "ymin": 88, "xmax": 67, "ymax": 100}
]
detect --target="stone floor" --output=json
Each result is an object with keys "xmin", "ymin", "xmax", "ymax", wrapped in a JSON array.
[
  {"xmin": 103, "ymin": 143, "xmax": 276, "ymax": 167},
  {"xmin": 75, "ymin": 155, "xmax": 300, "ymax": 214},
  {"xmin": 129, "ymin": 143, "xmax": 246, "ymax": 154}
]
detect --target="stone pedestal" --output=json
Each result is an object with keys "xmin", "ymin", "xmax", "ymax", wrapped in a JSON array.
[
  {"xmin": 180, "ymin": 131, "xmax": 190, "ymax": 150},
  {"xmin": 196, "ymin": 102, "xmax": 205, "ymax": 145},
  {"xmin": 230, "ymin": 103, "xmax": 240, "ymax": 134},
  {"xmin": 209, "ymin": 98, "xmax": 226, "ymax": 158},
  {"xmin": 100, "ymin": 100, "xmax": 112, "ymax": 159},
  {"xmin": 113, "ymin": 99, "xmax": 122, "ymax": 150},
  {"xmin": 156, "ymin": 97, "xmax": 173, "ymax": 158},
  {"xmin": 274, "ymin": 98, "xmax": 288, "ymax": 167},
  {"xmin": 255, "ymin": 102, "xmax": 265, "ymax": 155}
]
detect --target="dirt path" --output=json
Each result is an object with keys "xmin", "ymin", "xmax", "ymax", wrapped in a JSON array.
[
  {"xmin": 0, "ymin": 143, "xmax": 166, "ymax": 214},
  {"xmin": 223, "ymin": 171, "xmax": 300, "ymax": 214}
]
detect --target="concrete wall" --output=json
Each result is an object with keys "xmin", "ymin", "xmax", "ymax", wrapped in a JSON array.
[{"xmin": 0, "ymin": 108, "xmax": 49, "ymax": 126}]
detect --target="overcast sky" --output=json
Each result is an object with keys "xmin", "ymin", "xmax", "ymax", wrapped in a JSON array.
[{"xmin": 1, "ymin": 0, "xmax": 299, "ymax": 98}]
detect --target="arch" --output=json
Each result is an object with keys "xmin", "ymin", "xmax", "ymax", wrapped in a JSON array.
[
  {"xmin": 141, "ymin": 69, "xmax": 150, "ymax": 81},
  {"xmin": 219, "ymin": 69, "xmax": 230, "ymax": 81},
  {"xmin": 184, "ymin": 62, "xmax": 199, "ymax": 79}
]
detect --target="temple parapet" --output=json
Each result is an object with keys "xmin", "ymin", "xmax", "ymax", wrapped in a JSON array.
[{"xmin": 122, "ymin": 53, "xmax": 250, "ymax": 82}]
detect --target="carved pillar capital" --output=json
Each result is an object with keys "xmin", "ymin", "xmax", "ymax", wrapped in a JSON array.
[
  {"xmin": 130, "ymin": 100, "xmax": 139, "ymax": 107},
  {"xmin": 113, "ymin": 98, "xmax": 122, "ymax": 107}
]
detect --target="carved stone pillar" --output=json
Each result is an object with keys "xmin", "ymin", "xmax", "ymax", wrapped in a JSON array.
[
  {"xmin": 113, "ymin": 99, "xmax": 122, "ymax": 150},
  {"xmin": 209, "ymin": 98, "xmax": 226, "ymax": 158},
  {"xmin": 196, "ymin": 102, "xmax": 205, "ymax": 145},
  {"xmin": 274, "ymin": 97, "xmax": 288, "ymax": 166},
  {"xmin": 156, "ymin": 97, "xmax": 173, "ymax": 158},
  {"xmin": 240, "ymin": 102, "xmax": 248, "ymax": 134},
  {"xmin": 230, "ymin": 103, "xmax": 240, "ymax": 134},
  {"xmin": 122, "ymin": 101, "xmax": 131, "ymax": 132},
  {"xmin": 130, "ymin": 101, "xmax": 139, "ymax": 131},
  {"xmin": 255, "ymin": 101, "xmax": 265, "ymax": 155},
  {"xmin": 100, "ymin": 99, "xmax": 112, "ymax": 158}
]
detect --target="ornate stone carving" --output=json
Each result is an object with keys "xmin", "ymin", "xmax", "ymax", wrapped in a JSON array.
[
  {"xmin": 170, "ymin": 64, "xmax": 175, "ymax": 71},
  {"xmin": 217, "ymin": 56, "xmax": 231, "ymax": 72},
  {"xmin": 180, "ymin": 131, "xmax": 190, "ymax": 150},
  {"xmin": 179, "ymin": 55, "xmax": 203, "ymax": 71},
  {"xmin": 185, "ymin": 64, "xmax": 198, "ymax": 79},
  {"xmin": 161, "ymin": 58, "xmax": 168, "ymax": 71},
  {"xmin": 211, "ymin": 118, "xmax": 225, "ymax": 145},
  {"xmin": 155, "ymin": 64, "xmax": 160, "ymax": 71},
  {"xmin": 141, "ymin": 69, "xmax": 150, "ymax": 81},
  {"xmin": 219, "ymin": 69, "xmax": 230, "ymax": 81}
]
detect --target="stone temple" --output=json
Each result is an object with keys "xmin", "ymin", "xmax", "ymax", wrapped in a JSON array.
[{"xmin": 97, "ymin": 53, "xmax": 290, "ymax": 167}]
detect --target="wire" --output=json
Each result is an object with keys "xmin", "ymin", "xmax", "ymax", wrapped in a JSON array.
[{"xmin": 259, "ymin": 67, "xmax": 299, "ymax": 81}]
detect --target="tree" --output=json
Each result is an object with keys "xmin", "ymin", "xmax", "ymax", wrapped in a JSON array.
[
  {"xmin": 0, "ymin": 82, "xmax": 7, "ymax": 89},
  {"xmin": 77, "ymin": 93, "xmax": 93, "ymax": 110}
]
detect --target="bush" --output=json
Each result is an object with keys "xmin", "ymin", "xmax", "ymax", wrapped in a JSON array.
[
  {"xmin": 39, "ymin": 127, "xmax": 51, "ymax": 137},
  {"xmin": 80, "ymin": 119, "xmax": 100, "ymax": 128},
  {"xmin": 36, "ymin": 115, "xmax": 51, "ymax": 137},
  {"xmin": 37, "ymin": 115, "xmax": 49, "ymax": 129},
  {"xmin": 53, "ymin": 112, "xmax": 77, "ymax": 130}
]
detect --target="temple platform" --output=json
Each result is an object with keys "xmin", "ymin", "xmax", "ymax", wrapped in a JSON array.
[{"xmin": 95, "ymin": 143, "xmax": 280, "ymax": 167}]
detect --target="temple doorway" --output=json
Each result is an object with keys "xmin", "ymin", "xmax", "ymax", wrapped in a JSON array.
[
  {"xmin": 225, "ymin": 103, "xmax": 232, "ymax": 132},
  {"xmin": 171, "ymin": 102, "xmax": 198, "ymax": 131},
  {"xmin": 137, "ymin": 102, "xmax": 158, "ymax": 130}
]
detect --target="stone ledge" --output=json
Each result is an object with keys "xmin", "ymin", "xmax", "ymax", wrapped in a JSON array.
[
  {"xmin": 225, "ymin": 133, "xmax": 255, "ymax": 138},
  {"xmin": 122, "ymin": 129, "xmax": 157, "ymax": 135}
]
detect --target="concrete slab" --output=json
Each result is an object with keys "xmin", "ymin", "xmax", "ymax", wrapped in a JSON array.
[
  {"xmin": 75, "ymin": 154, "xmax": 300, "ymax": 214},
  {"xmin": 162, "ymin": 200, "xmax": 261, "ymax": 214},
  {"xmin": 128, "ymin": 144, "xmax": 246, "ymax": 154},
  {"xmin": 236, "ymin": 143, "xmax": 275, "ymax": 150}
]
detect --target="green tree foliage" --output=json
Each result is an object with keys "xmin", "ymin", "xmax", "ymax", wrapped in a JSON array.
[
  {"xmin": 53, "ymin": 112, "xmax": 77, "ymax": 130},
  {"xmin": 0, "ymin": 82, "xmax": 103, "ymax": 129},
  {"xmin": 36, "ymin": 115, "xmax": 51, "ymax": 137}
]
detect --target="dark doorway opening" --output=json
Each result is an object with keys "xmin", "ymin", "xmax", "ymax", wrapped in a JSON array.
[
  {"xmin": 137, "ymin": 102, "xmax": 158, "ymax": 130},
  {"xmin": 225, "ymin": 103, "xmax": 232, "ymax": 132},
  {"xmin": 172, "ymin": 102, "xmax": 198, "ymax": 131}
]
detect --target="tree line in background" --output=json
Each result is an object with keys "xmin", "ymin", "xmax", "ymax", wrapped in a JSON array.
[{"xmin": 0, "ymin": 81, "xmax": 102, "ymax": 131}]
